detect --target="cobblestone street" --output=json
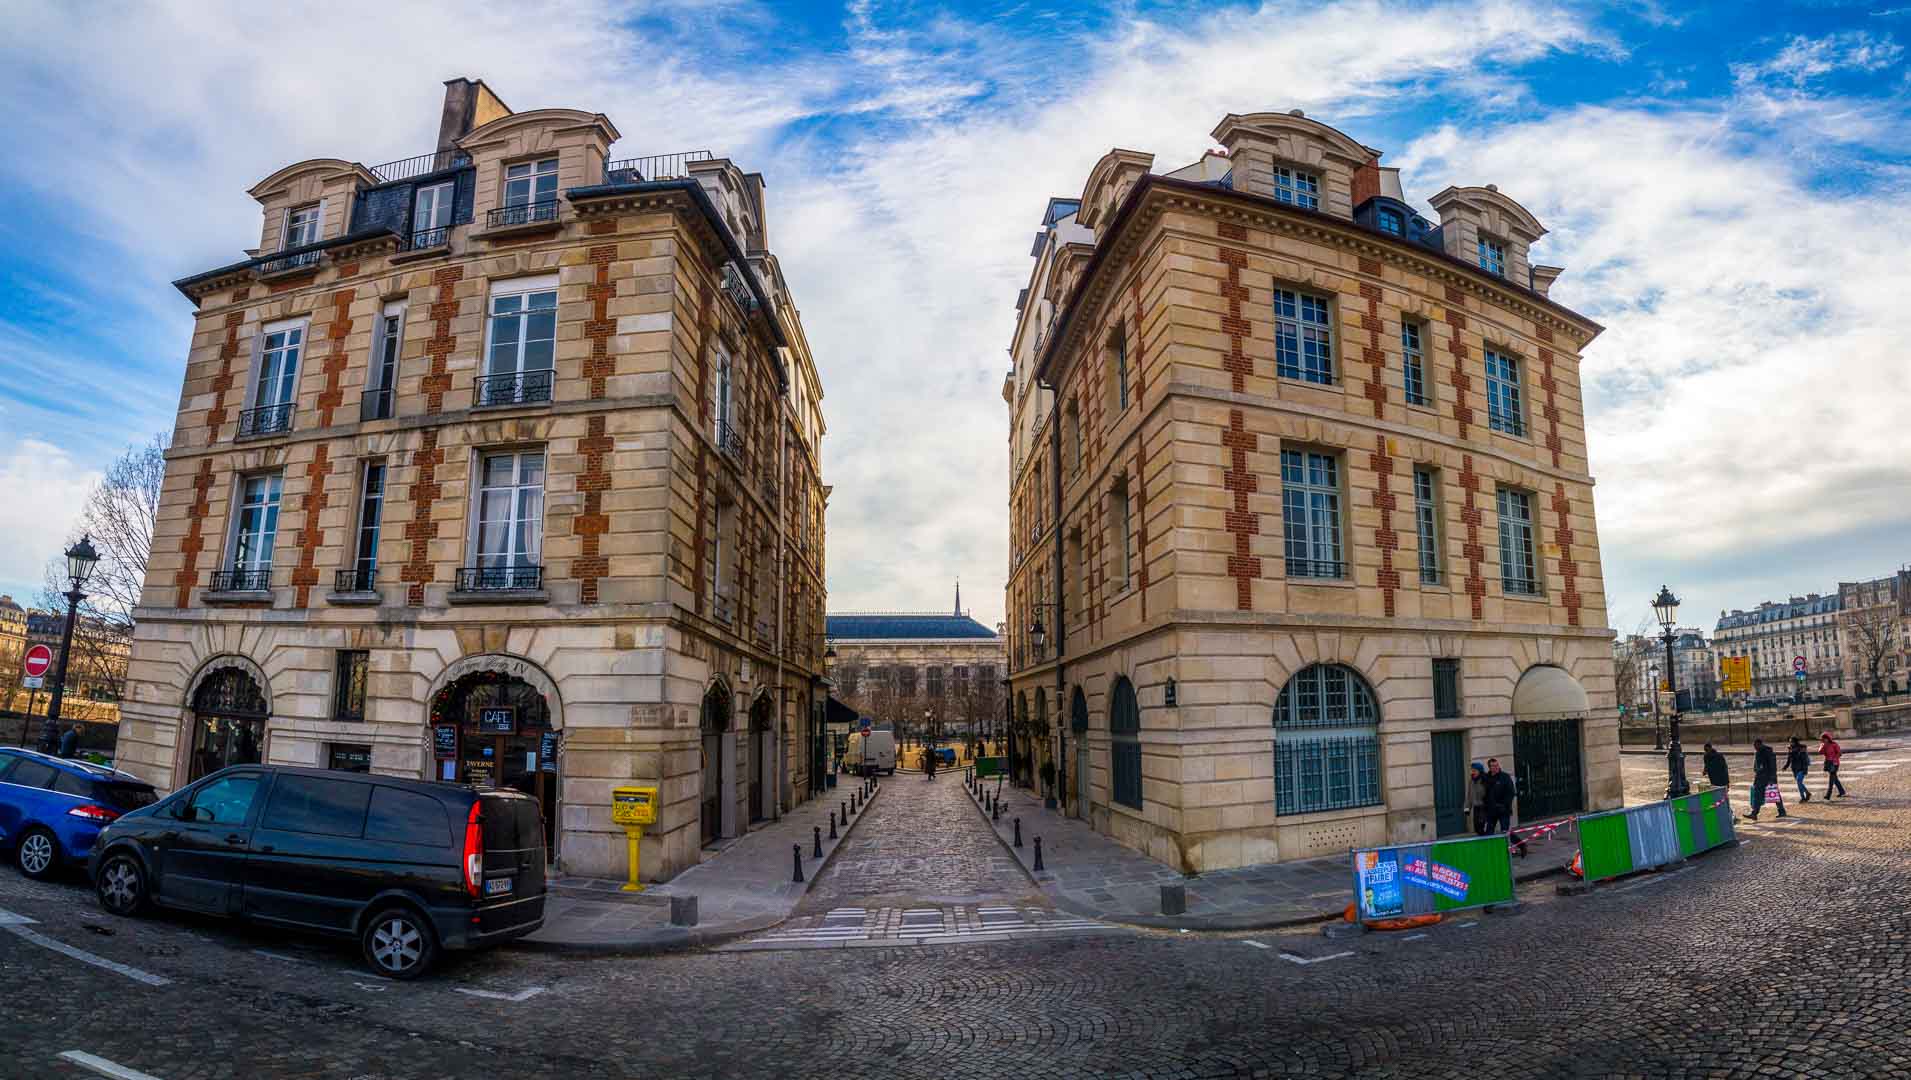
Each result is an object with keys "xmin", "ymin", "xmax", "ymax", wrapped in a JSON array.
[{"xmin": 3, "ymin": 752, "xmax": 1909, "ymax": 1079}]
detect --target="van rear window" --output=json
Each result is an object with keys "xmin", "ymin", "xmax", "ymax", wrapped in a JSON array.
[{"xmin": 479, "ymin": 794, "xmax": 543, "ymax": 853}]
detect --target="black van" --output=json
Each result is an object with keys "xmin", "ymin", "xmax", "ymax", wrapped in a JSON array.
[{"xmin": 88, "ymin": 765, "xmax": 545, "ymax": 978}]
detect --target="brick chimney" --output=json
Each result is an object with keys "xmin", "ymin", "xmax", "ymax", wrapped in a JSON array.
[{"xmin": 437, "ymin": 78, "xmax": 512, "ymax": 153}]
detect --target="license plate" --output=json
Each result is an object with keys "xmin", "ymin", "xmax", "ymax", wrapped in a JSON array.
[{"xmin": 484, "ymin": 876, "xmax": 514, "ymax": 897}]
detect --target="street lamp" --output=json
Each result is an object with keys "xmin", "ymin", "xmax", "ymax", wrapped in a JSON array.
[
  {"xmin": 1651, "ymin": 584, "xmax": 1690, "ymax": 798},
  {"xmin": 41, "ymin": 535, "xmax": 101, "ymax": 753},
  {"xmin": 1029, "ymin": 618, "xmax": 1046, "ymax": 654}
]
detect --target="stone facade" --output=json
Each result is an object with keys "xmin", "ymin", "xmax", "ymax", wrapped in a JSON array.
[
  {"xmin": 825, "ymin": 607, "xmax": 1006, "ymax": 739},
  {"xmin": 1004, "ymin": 111, "xmax": 1619, "ymax": 873},
  {"xmin": 1714, "ymin": 593, "xmax": 1843, "ymax": 701},
  {"xmin": 118, "ymin": 80, "xmax": 828, "ymax": 882}
]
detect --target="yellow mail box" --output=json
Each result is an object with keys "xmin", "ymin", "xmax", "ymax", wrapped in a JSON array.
[{"xmin": 611, "ymin": 785, "xmax": 658, "ymax": 826}]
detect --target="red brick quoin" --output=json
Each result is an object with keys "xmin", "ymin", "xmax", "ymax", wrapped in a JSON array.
[{"xmin": 1221, "ymin": 409, "xmax": 1260, "ymax": 610}]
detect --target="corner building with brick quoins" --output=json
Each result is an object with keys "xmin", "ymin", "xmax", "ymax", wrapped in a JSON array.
[
  {"xmin": 1003, "ymin": 110, "xmax": 1619, "ymax": 873},
  {"xmin": 118, "ymin": 79, "xmax": 830, "ymax": 882}
]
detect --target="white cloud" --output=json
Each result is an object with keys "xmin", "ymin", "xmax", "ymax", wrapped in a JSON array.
[
  {"xmin": 0, "ymin": 439, "xmax": 100, "ymax": 600},
  {"xmin": 1733, "ymin": 30, "xmax": 1904, "ymax": 88}
]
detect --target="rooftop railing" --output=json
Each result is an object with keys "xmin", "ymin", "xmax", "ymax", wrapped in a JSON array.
[
  {"xmin": 368, "ymin": 150, "xmax": 471, "ymax": 185},
  {"xmin": 603, "ymin": 150, "xmax": 715, "ymax": 184}
]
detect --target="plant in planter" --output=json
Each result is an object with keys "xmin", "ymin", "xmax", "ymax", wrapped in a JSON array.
[{"xmin": 1038, "ymin": 759, "xmax": 1057, "ymax": 809}]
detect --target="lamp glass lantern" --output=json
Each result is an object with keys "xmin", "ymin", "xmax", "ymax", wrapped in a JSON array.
[
  {"xmin": 65, "ymin": 535, "xmax": 101, "ymax": 591},
  {"xmin": 1651, "ymin": 585, "xmax": 1679, "ymax": 632},
  {"xmin": 1029, "ymin": 619, "xmax": 1046, "ymax": 650}
]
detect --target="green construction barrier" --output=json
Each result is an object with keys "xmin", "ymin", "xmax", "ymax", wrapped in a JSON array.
[
  {"xmin": 1577, "ymin": 811, "xmax": 1636, "ymax": 882},
  {"xmin": 974, "ymin": 756, "xmax": 1002, "ymax": 778},
  {"xmin": 1578, "ymin": 801, "xmax": 1684, "ymax": 883},
  {"xmin": 1428, "ymin": 835, "xmax": 1515, "ymax": 912},
  {"xmin": 1350, "ymin": 833, "xmax": 1516, "ymax": 920},
  {"xmin": 1670, "ymin": 789, "xmax": 1737, "ymax": 856}
]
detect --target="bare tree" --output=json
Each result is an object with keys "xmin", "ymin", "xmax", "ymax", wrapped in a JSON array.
[{"xmin": 1844, "ymin": 601, "xmax": 1897, "ymax": 697}]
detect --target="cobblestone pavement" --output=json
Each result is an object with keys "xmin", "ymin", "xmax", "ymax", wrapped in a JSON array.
[{"xmin": 4, "ymin": 752, "xmax": 1909, "ymax": 1078}]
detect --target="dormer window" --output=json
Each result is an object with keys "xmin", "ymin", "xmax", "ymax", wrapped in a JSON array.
[
  {"xmin": 504, "ymin": 159, "xmax": 558, "ymax": 209},
  {"xmin": 283, "ymin": 204, "xmax": 321, "ymax": 250},
  {"xmin": 1376, "ymin": 206, "xmax": 1404, "ymax": 237},
  {"xmin": 1477, "ymin": 236, "xmax": 1505, "ymax": 276},
  {"xmin": 1272, "ymin": 166, "xmax": 1320, "ymax": 210}
]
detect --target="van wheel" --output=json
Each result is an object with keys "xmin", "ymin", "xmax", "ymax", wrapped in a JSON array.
[
  {"xmin": 97, "ymin": 853, "xmax": 148, "ymax": 915},
  {"xmin": 16, "ymin": 828, "xmax": 59, "ymax": 880},
  {"xmin": 362, "ymin": 906, "xmax": 437, "ymax": 980}
]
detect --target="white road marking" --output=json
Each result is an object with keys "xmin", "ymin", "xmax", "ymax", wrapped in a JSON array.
[
  {"xmin": 0, "ymin": 909, "xmax": 37, "ymax": 927},
  {"xmin": 1457, "ymin": 921, "xmax": 1480, "ymax": 928},
  {"xmin": 1, "ymin": 915, "xmax": 170, "ymax": 987},
  {"xmin": 1278, "ymin": 950, "xmax": 1354, "ymax": 966},
  {"xmin": 1610, "ymin": 866, "xmax": 1696, "ymax": 894},
  {"xmin": 453, "ymin": 986, "xmax": 547, "ymax": 1002},
  {"xmin": 351, "ymin": 982, "xmax": 389, "ymax": 993},
  {"xmin": 252, "ymin": 949, "xmax": 308, "ymax": 964},
  {"xmin": 57, "ymin": 1050, "xmax": 166, "ymax": 1080},
  {"xmin": 1242, "ymin": 940, "xmax": 1272, "ymax": 950},
  {"xmin": 1403, "ymin": 932, "xmax": 1430, "ymax": 941}
]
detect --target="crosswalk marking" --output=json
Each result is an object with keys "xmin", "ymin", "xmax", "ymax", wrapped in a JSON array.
[{"xmin": 724, "ymin": 904, "xmax": 1121, "ymax": 951}]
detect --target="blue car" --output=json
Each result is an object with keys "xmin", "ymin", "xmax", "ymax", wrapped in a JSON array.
[{"xmin": 0, "ymin": 748, "xmax": 159, "ymax": 880}]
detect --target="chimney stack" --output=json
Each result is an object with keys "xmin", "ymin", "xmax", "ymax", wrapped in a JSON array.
[{"xmin": 437, "ymin": 78, "xmax": 512, "ymax": 154}]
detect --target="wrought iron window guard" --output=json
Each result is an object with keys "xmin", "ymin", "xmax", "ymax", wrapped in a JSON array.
[
  {"xmin": 334, "ymin": 568, "xmax": 376, "ymax": 593},
  {"xmin": 360, "ymin": 387, "xmax": 394, "ymax": 422},
  {"xmin": 486, "ymin": 199, "xmax": 560, "ymax": 229},
  {"xmin": 455, "ymin": 565, "xmax": 543, "ymax": 592},
  {"xmin": 1285, "ymin": 557, "xmax": 1346, "ymax": 580},
  {"xmin": 475, "ymin": 369, "xmax": 554, "ymax": 407},
  {"xmin": 236, "ymin": 402, "xmax": 294, "ymax": 438},
  {"xmin": 257, "ymin": 250, "xmax": 321, "ymax": 276},
  {"xmin": 210, "ymin": 568, "xmax": 271, "ymax": 593},
  {"xmin": 716, "ymin": 420, "xmax": 746, "ymax": 462},
  {"xmin": 1502, "ymin": 576, "xmax": 1543, "ymax": 596},
  {"xmin": 406, "ymin": 225, "xmax": 450, "ymax": 250}
]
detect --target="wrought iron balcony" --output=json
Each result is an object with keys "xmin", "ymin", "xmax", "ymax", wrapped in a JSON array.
[
  {"xmin": 257, "ymin": 249, "xmax": 320, "ymax": 276},
  {"xmin": 475, "ymin": 369, "xmax": 554, "ymax": 408},
  {"xmin": 716, "ymin": 420, "xmax": 746, "ymax": 463},
  {"xmin": 486, "ymin": 199, "xmax": 560, "ymax": 229},
  {"xmin": 334, "ymin": 567, "xmax": 376, "ymax": 593},
  {"xmin": 360, "ymin": 387, "xmax": 394, "ymax": 422},
  {"xmin": 603, "ymin": 150, "xmax": 714, "ymax": 184},
  {"xmin": 209, "ymin": 567, "xmax": 271, "ymax": 593},
  {"xmin": 406, "ymin": 224, "xmax": 450, "ymax": 251},
  {"xmin": 1285, "ymin": 557, "xmax": 1346, "ymax": 580},
  {"xmin": 455, "ymin": 565, "xmax": 543, "ymax": 593},
  {"xmin": 368, "ymin": 150, "xmax": 471, "ymax": 184},
  {"xmin": 236, "ymin": 402, "xmax": 293, "ymax": 439}
]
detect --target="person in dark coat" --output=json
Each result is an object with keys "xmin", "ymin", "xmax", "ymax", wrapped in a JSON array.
[
  {"xmin": 1701, "ymin": 743, "xmax": 1730, "ymax": 790},
  {"xmin": 1785, "ymin": 738, "xmax": 1812, "ymax": 803},
  {"xmin": 1482, "ymin": 758, "xmax": 1516, "ymax": 834},
  {"xmin": 1745, "ymin": 738, "xmax": 1787, "ymax": 821},
  {"xmin": 1469, "ymin": 761, "xmax": 1489, "ymax": 836},
  {"xmin": 57, "ymin": 725, "xmax": 79, "ymax": 758}
]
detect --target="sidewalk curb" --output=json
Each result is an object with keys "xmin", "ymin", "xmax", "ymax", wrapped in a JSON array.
[{"xmin": 514, "ymin": 779, "xmax": 888, "ymax": 957}]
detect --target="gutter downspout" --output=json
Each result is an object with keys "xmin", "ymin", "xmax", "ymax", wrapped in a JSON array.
[{"xmin": 1045, "ymin": 380, "xmax": 1066, "ymax": 814}]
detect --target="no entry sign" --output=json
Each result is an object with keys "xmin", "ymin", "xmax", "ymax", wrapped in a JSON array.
[{"xmin": 22, "ymin": 644, "xmax": 54, "ymax": 680}]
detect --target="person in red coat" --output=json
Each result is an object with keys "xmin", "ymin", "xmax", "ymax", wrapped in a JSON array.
[{"xmin": 1819, "ymin": 732, "xmax": 1847, "ymax": 799}]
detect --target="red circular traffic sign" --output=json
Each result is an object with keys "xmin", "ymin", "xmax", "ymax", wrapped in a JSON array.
[{"xmin": 22, "ymin": 644, "xmax": 54, "ymax": 679}]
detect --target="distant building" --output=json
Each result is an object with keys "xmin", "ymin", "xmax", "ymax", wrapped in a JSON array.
[
  {"xmin": 1, "ymin": 594, "xmax": 131, "ymax": 727},
  {"xmin": 1836, "ymin": 570, "xmax": 1911, "ymax": 697},
  {"xmin": 826, "ymin": 585, "xmax": 1005, "ymax": 740},
  {"xmin": 1714, "ymin": 594, "xmax": 1843, "ymax": 700},
  {"xmin": 1628, "ymin": 628, "xmax": 1716, "ymax": 712}
]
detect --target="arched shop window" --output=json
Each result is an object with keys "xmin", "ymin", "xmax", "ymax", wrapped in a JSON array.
[
  {"xmin": 1109, "ymin": 676, "xmax": 1141, "ymax": 809},
  {"xmin": 1273, "ymin": 664, "xmax": 1381, "ymax": 816}
]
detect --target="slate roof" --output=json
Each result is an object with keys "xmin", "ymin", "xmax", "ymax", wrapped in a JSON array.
[{"xmin": 826, "ymin": 613, "xmax": 999, "ymax": 640}]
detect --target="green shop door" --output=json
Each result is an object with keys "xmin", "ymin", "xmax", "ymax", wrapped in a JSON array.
[{"xmin": 1432, "ymin": 731, "xmax": 1469, "ymax": 837}]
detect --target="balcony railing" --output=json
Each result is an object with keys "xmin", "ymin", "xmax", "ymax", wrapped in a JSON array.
[
  {"xmin": 455, "ymin": 565, "xmax": 543, "ymax": 592},
  {"xmin": 209, "ymin": 567, "xmax": 271, "ymax": 593},
  {"xmin": 1285, "ymin": 557, "xmax": 1346, "ymax": 580},
  {"xmin": 368, "ymin": 150, "xmax": 471, "ymax": 184},
  {"xmin": 475, "ymin": 369, "xmax": 554, "ymax": 408},
  {"xmin": 603, "ymin": 150, "xmax": 714, "ymax": 184},
  {"xmin": 716, "ymin": 419, "xmax": 746, "ymax": 463},
  {"xmin": 1502, "ymin": 576, "xmax": 1543, "ymax": 597},
  {"xmin": 236, "ymin": 402, "xmax": 294, "ymax": 439},
  {"xmin": 360, "ymin": 387, "xmax": 394, "ymax": 422},
  {"xmin": 257, "ymin": 249, "xmax": 320, "ymax": 276},
  {"xmin": 486, "ymin": 199, "xmax": 560, "ymax": 229},
  {"xmin": 407, "ymin": 224, "xmax": 450, "ymax": 250},
  {"xmin": 334, "ymin": 567, "xmax": 376, "ymax": 593}
]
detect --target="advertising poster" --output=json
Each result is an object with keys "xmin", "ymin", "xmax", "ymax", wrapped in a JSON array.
[
  {"xmin": 1354, "ymin": 849, "xmax": 1404, "ymax": 918},
  {"xmin": 1402, "ymin": 855, "xmax": 1471, "ymax": 902}
]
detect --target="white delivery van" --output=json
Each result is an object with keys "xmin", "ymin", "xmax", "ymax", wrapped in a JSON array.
[{"xmin": 844, "ymin": 729, "xmax": 896, "ymax": 777}]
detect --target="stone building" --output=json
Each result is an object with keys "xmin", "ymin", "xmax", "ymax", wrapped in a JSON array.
[
  {"xmin": 1836, "ymin": 570, "xmax": 1910, "ymax": 697},
  {"xmin": 1003, "ymin": 110, "xmax": 1619, "ymax": 872},
  {"xmin": 1714, "ymin": 593, "xmax": 1842, "ymax": 702},
  {"xmin": 116, "ymin": 78, "xmax": 829, "ymax": 881},
  {"xmin": 1624, "ymin": 629, "xmax": 1717, "ymax": 714},
  {"xmin": 1, "ymin": 597, "xmax": 131, "ymax": 729},
  {"xmin": 825, "ymin": 588, "xmax": 1006, "ymax": 740}
]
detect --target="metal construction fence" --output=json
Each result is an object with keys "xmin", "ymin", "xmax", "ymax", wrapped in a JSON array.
[
  {"xmin": 1576, "ymin": 791, "xmax": 1734, "ymax": 883},
  {"xmin": 1350, "ymin": 834, "xmax": 1515, "ymax": 920}
]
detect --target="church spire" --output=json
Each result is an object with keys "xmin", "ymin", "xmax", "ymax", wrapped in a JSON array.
[{"xmin": 955, "ymin": 577, "xmax": 961, "ymax": 616}]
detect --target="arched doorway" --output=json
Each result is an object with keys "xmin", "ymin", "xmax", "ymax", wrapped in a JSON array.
[
  {"xmin": 701, "ymin": 682, "xmax": 733, "ymax": 846},
  {"xmin": 1070, "ymin": 686, "xmax": 1089, "ymax": 818},
  {"xmin": 749, "ymin": 693, "xmax": 775, "ymax": 823},
  {"xmin": 433, "ymin": 669, "xmax": 559, "ymax": 857},
  {"xmin": 188, "ymin": 666, "xmax": 270, "ymax": 781},
  {"xmin": 1272, "ymin": 664, "xmax": 1382, "ymax": 816}
]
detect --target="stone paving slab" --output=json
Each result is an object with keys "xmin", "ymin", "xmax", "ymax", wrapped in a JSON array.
[{"xmin": 519, "ymin": 776, "xmax": 887, "ymax": 955}]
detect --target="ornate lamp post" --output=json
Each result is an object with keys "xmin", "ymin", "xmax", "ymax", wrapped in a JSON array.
[
  {"xmin": 1652, "ymin": 585, "xmax": 1690, "ymax": 799},
  {"xmin": 41, "ymin": 535, "xmax": 101, "ymax": 753}
]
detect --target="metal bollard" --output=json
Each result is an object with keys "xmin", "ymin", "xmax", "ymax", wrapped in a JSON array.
[
  {"xmin": 829, "ymin": 810, "xmax": 839, "ymax": 840},
  {"xmin": 992, "ymin": 796, "xmax": 1002, "ymax": 821},
  {"xmin": 670, "ymin": 895, "xmax": 699, "ymax": 926},
  {"xmin": 1160, "ymin": 883, "xmax": 1186, "ymax": 916},
  {"xmin": 1013, "ymin": 817, "xmax": 1023, "ymax": 848},
  {"xmin": 841, "ymin": 800, "xmax": 848, "ymax": 823},
  {"xmin": 792, "ymin": 844, "xmax": 805, "ymax": 883},
  {"xmin": 1034, "ymin": 836, "xmax": 1044, "ymax": 872},
  {"xmin": 814, "ymin": 825, "xmax": 823, "ymax": 859}
]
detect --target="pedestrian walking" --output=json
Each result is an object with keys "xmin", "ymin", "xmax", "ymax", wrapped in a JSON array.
[
  {"xmin": 1819, "ymin": 731, "xmax": 1847, "ymax": 799},
  {"xmin": 1785, "ymin": 737, "xmax": 1811, "ymax": 802},
  {"xmin": 1702, "ymin": 742, "xmax": 1730, "ymax": 791},
  {"xmin": 1482, "ymin": 758, "xmax": 1516, "ymax": 834},
  {"xmin": 1744, "ymin": 738, "xmax": 1786, "ymax": 821},
  {"xmin": 57, "ymin": 725, "xmax": 79, "ymax": 758},
  {"xmin": 1469, "ymin": 761, "xmax": 1489, "ymax": 836}
]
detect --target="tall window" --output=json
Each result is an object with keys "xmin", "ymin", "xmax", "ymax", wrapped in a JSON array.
[
  {"xmin": 1068, "ymin": 528, "xmax": 1085, "ymax": 619},
  {"xmin": 1109, "ymin": 676, "xmax": 1142, "ymax": 809},
  {"xmin": 708, "ymin": 500, "xmax": 735, "ymax": 622},
  {"xmin": 254, "ymin": 322, "xmax": 304, "ymax": 410},
  {"xmin": 1477, "ymin": 237, "xmax": 1506, "ymax": 276},
  {"xmin": 1274, "ymin": 289, "xmax": 1333, "ymax": 385},
  {"xmin": 1107, "ymin": 330, "xmax": 1129, "ymax": 413},
  {"xmin": 352, "ymin": 461, "xmax": 385, "ymax": 585},
  {"xmin": 333, "ymin": 650, "xmax": 369, "ymax": 722},
  {"xmin": 1272, "ymin": 166, "xmax": 1320, "ymax": 210},
  {"xmin": 474, "ymin": 451, "xmax": 544, "ymax": 580},
  {"xmin": 1281, "ymin": 450, "xmax": 1342, "ymax": 579},
  {"xmin": 1065, "ymin": 400, "xmax": 1082, "ymax": 471},
  {"xmin": 364, "ymin": 305, "xmax": 403, "ymax": 421},
  {"xmin": 1485, "ymin": 349, "xmax": 1525, "ymax": 436},
  {"xmin": 1274, "ymin": 664, "xmax": 1382, "ymax": 815},
  {"xmin": 713, "ymin": 347, "xmax": 735, "ymax": 440},
  {"xmin": 1413, "ymin": 467, "xmax": 1441, "ymax": 585},
  {"xmin": 283, "ymin": 204, "xmax": 321, "ymax": 249},
  {"xmin": 1112, "ymin": 481, "xmax": 1133, "ymax": 591},
  {"xmin": 413, "ymin": 181, "xmax": 454, "ymax": 244},
  {"xmin": 1402, "ymin": 321, "xmax": 1429, "ymax": 407},
  {"xmin": 1497, "ymin": 487, "xmax": 1539, "ymax": 596},
  {"xmin": 232, "ymin": 474, "xmax": 283, "ymax": 573},
  {"xmin": 1432, "ymin": 658, "xmax": 1462, "ymax": 720},
  {"xmin": 503, "ymin": 158, "xmax": 558, "ymax": 208},
  {"xmin": 483, "ymin": 279, "xmax": 557, "ymax": 405},
  {"xmin": 1376, "ymin": 206, "xmax": 1404, "ymax": 236}
]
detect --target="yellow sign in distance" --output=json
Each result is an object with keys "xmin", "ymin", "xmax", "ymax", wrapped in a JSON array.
[{"xmin": 1719, "ymin": 655, "xmax": 1751, "ymax": 694}]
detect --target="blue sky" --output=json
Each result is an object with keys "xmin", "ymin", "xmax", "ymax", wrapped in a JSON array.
[{"xmin": 1, "ymin": 0, "xmax": 1907, "ymax": 635}]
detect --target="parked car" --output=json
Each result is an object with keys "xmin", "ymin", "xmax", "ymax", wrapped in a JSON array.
[
  {"xmin": 88, "ymin": 765, "xmax": 545, "ymax": 979},
  {"xmin": 0, "ymin": 748, "xmax": 158, "ymax": 880}
]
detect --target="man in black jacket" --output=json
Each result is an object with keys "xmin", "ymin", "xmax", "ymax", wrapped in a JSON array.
[
  {"xmin": 1482, "ymin": 758, "xmax": 1517, "ymax": 834},
  {"xmin": 1702, "ymin": 742, "xmax": 1730, "ymax": 790},
  {"xmin": 1745, "ymin": 738, "xmax": 1787, "ymax": 821}
]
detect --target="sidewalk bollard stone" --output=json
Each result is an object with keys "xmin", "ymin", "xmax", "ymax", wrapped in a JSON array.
[
  {"xmin": 1034, "ymin": 836, "xmax": 1044, "ymax": 872},
  {"xmin": 1161, "ymin": 883, "xmax": 1186, "ymax": 916},
  {"xmin": 814, "ymin": 825, "xmax": 823, "ymax": 858},
  {"xmin": 671, "ymin": 895, "xmax": 699, "ymax": 926},
  {"xmin": 841, "ymin": 800, "xmax": 848, "ymax": 823},
  {"xmin": 1013, "ymin": 817, "xmax": 1023, "ymax": 848},
  {"xmin": 792, "ymin": 844, "xmax": 805, "ymax": 883},
  {"xmin": 829, "ymin": 811, "xmax": 838, "ymax": 840}
]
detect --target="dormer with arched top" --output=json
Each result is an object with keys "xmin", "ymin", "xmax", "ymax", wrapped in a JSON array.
[
  {"xmin": 246, "ymin": 158, "xmax": 375, "ymax": 256},
  {"xmin": 1428, "ymin": 184, "xmax": 1548, "ymax": 289},
  {"xmin": 1077, "ymin": 149, "xmax": 1154, "ymax": 230},
  {"xmin": 1210, "ymin": 110, "xmax": 1377, "ymax": 221},
  {"xmin": 457, "ymin": 107, "xmax": 619, "ymax": 234}
]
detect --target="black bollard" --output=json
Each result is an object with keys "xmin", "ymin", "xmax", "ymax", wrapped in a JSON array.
[
  {"xmin": 814, "ymin": 825, "xmax": 823, "ymax": 859},
  {"xmin": 1013, "ymin": 817, "xmax": 1023, "ymax": 848},
  {"xmin": 1034, "ymin": 836, "xmax": 1044, "ymax": 872},
  {"xmin": 841, "ymin": 800, "xmax": 848, "ymax": 822},
  {"xmin": 792, "ymin": 844, "xmax": 805, "ymax": 883},
  {"xmin": 993, "ymin": 796, "xmax": 1002, "ymax": 821},
  {"xmin": 829, "ymin": 810, "xmax": 839, "ymax": 840}
]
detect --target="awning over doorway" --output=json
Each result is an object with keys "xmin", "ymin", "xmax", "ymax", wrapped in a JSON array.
[
  {"xmin": 825, "ymin": 695, "xmax": 861, "ymax": 727},
  {"xmin": 1512, "ymin": 665, "xmax": 1590, "ymax": 717}
]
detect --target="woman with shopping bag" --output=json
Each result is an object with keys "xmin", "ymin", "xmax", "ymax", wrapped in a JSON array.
[{"xmin": 1744, "ymin": 738, "xmax": 1787, "ymax": 821}]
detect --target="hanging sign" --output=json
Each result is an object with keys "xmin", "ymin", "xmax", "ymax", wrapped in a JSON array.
[
  {"xmin": 477, "ymin": 706, "xmax": 518, "ymax": 735},
  {"xmin": 433, "ymin": 725, "xmax": 459, "ymax": 759}
]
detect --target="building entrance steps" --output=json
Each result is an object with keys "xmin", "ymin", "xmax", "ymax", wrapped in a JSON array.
[
  {"xmin": 519, "ymin": 779, "xmax": 884, "ymax": 955},
  {"xmin": 966, "ymin": 773, "xmax": 1564, "ymax": 931}
]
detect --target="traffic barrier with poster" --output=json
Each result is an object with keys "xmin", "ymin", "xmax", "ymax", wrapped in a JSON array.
[
  {"xmin": 1575, "ymin": 800, "xmax": 1683, "ymax": 883},
  {"xmin": 1351, "ymin": 834, "xmax": 1516, "ymax": 921}
]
